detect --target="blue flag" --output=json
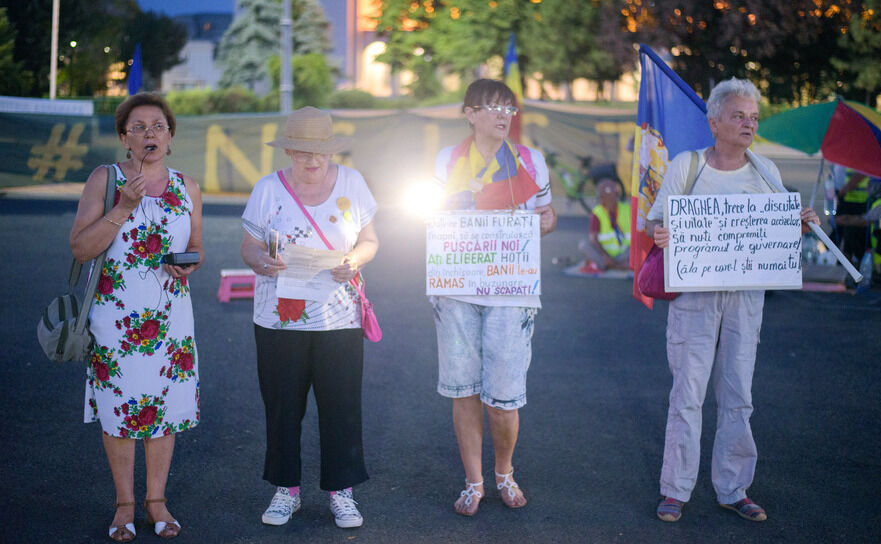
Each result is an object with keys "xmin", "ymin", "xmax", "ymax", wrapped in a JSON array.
[
  {"xmin": 128, "ymin": 43, "xmax": 143, "ymax": 95},
  {"xmin": 630, "ymin": 44, "xmax": 714, "ymax": 307}
]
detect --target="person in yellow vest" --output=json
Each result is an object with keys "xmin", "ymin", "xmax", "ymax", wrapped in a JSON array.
[
  {"xmin": 836, "ymin": 169, "xmax": 870, "ymax": 263},
  {"xmin": 583, "ymin": 177, "xmax": 631, "ymax": 270}
]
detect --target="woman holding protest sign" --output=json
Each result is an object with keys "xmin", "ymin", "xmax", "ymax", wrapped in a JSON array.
[
  {"xmin": 70, "ymin": 92, "xmax": 203, "ymax": 541},
  {"xmin": 240, "ymin": 106, "xmax": 378, "ymax": 529},
  {"xmin": 430, "ymin": 79, "xmax": 556, "ymax": 516},
  {"xmin": 645, "ymin": 78, "xmax": 818, "ymax": 523}
]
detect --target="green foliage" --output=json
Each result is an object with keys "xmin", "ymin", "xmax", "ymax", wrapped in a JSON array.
[
  {"xmin": 217, "ymin": 0, "xmax": 332, "ymax": 93},
  {"xmin": 328, "ymin": 90, "xmax": 377, "ymax": 109},
  {"xmin": 0, "ymin": 7, "xmax": 33, "ymax": 95},
  {"xmin": 216, "ymin": 0, "xmax": 281, "ymax": 90},
  {"xmin": 630, "ymin": 0, "xmax": 880, "ymax": 105},
  {"xmin": 374, "ymin": 0, "xmax": 634, "ymax": 100},
  {"xmin": 167, "ymin": 87, "xmax": 260, "ymax": 115},
  {"xmin": 0, "ymin": 0, "xmax": 185, "ymax": 97},
  {"xmin": 267, "ymin": 52, "xmax": 334, "ymax": 107},
  {"xmin": 832, "ymin": 1, "xmax": 881, "ymax": 103}
]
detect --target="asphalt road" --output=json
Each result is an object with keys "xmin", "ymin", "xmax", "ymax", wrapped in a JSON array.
[{"xmin": 1, "ymin": 196, "xmax": 879, "ymax": 544}]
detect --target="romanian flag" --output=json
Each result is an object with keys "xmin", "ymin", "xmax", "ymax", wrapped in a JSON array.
[
  {"xmin": 630, "ymin": 44, "xmax": 714, "ymax": 308},
  {"xmin": 504, "ymin": 32, "xmax": 523, "ymax": 144},
  {"xmin": 444, "ymin": 136, "xmax": 540, "ymax": 210}
]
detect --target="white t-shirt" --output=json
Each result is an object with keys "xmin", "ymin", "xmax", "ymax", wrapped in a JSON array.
[
  {"xmin": 433, "ymin": 144, "xmax": 552, "ymax": 308},
  {"xmin": 647, "ymin": 148, "xmax": 782, "ymax": 223},
  {"xmin": 242, "ymin": 166, "xmax": 377, "ymax": 330}
]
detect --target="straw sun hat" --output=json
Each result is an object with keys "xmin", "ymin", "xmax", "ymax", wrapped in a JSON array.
[{"xmin": 266, "ymin": 106, "xmax": 351, "ymax": 154}]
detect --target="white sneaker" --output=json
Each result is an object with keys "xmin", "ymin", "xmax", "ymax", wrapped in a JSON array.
[
  {"xmin": 329, "ymin": 489, "xmax": 363, "ymax": 528},
  {"xmin": 261, "ymin": 487, "xmax": 301, "ymax": 526}
]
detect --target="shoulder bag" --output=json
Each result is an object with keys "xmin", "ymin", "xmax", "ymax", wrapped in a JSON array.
[
  {"xmin": 278, "ymin": 171, "xmax": 382, "ymax": 342},
  {"xmin": 37, "ymin": 165, "xmax": 116, "ymax": 363}
]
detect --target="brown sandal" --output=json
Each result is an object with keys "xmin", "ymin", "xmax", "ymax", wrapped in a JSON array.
[
  {"xmin": 108, "ymin": 501, "xmax": 136, "ymax": 542},
  {"xmin": 144, "ymin": 498, "xmax": 181, "ymax": 539}
]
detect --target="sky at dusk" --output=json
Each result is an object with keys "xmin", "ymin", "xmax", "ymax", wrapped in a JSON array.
[{"xmin": 137, "ymin": 0, "xmax": 235, "ymax": 16}]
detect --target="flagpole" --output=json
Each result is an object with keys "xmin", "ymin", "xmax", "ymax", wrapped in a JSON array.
[{"xmin": 49, "ymin": 0, "xmax": 59, "ymax": 99}]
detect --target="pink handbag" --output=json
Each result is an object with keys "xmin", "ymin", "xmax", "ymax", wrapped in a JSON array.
[
  {"xmin": 278, "ymin": 171, "xmax": 382, "ymax": 342},
  {"xmin": 637, "ymin": 245, "xmax": 679, "ymax": 301}
]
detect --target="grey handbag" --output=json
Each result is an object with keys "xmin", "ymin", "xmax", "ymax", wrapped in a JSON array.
[{"xmin": 37, "ymin": 165, "xmax": 115, "ymax": 363}]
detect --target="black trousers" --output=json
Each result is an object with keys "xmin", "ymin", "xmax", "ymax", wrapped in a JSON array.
[{"xmin": 254, "ymin": 324, "xmax": 368, "ymax": 490}]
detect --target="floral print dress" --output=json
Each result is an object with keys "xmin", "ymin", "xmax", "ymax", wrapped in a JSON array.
[{"xmin": 83, "ymin": 164, "xmax": 199, "ymax": 439}]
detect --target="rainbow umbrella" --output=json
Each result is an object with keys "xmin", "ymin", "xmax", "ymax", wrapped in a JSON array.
[{"xmin": 758, "ymin": 97, "xmax": 881, "ymax": 178}]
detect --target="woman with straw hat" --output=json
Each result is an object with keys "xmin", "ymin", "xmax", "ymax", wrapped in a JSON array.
[{"xmin": 240, "ymin": 106, "xmax": 379, "ymax": 529}]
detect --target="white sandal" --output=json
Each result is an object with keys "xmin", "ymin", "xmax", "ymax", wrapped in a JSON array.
[
  {"xmin": 456, "ymin": 480, "xmax": 483, "ymax": 516},
  {"xmin": 495, "ymin": 468, "xmax": 527, "ymax": 508}
]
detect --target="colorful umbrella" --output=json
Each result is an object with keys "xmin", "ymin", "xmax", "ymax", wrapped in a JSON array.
[{"xmin": 758, "ymin": 97, "xmax": 881, "ymax": 178}]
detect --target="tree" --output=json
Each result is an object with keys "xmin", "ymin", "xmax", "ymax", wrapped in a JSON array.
[
  {"xmin": 0, "ymin": 7, "xmax": 33, "ymax": 95},
  {"xmin": 521, "ymin": 0, "xmax": 635, "ymax": 97},
  {"xmin": 625, "ymin": 0, "xmax": 867, "ymax": 104},
  {"xmin": 267, "ymin": 52, "xmax": 334, "ymax": 107},
  {"xmin": 120, "ymin": 11, "xmax": 187, "ymax": 90},
  {"xmin": 374, "ymin": 0, "xmax": 634, "ymax": 99},
  {"xmin": 217, "ymin": 0, "xmax": 331, "ymax": 92},
  {"xmin": 290, "ymin": 0, "xmax": 330, "ymax": 55},
  {"xmin": 832, "ymin": 1, "xmax": 881, "ymax": 104}
]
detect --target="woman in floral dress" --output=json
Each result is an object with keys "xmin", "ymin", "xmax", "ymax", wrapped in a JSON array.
[{"xmin": 70, "ymin": 93, "xmax": 203, "ymax": 542}]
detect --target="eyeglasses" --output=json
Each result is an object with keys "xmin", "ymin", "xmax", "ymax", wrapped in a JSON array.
[
  {"xmin": 473, "ymin": 104, "xmax": 519, "ymax": 116},
  {"xmin": 127, "ymin": 123, "xmax": 169, "ymax": 135},
  {"xmin": 290, "ymin": 151, "xmax": 329, "ymax": 163}
]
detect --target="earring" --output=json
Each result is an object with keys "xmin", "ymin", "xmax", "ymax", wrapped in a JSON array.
[
  {"xmin": 166, "ymin": 147, "xmax": 172, "ymax": 156},
  {"xmin": 126, "ymin": 149, "xmax": 131, "ymax": 159}
]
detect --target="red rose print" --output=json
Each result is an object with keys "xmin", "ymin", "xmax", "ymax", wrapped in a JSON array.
[
  {"xmin": 97, "ymin": 274, "xmax": 114, "ymax": 295},
  {"xmin": 126, "ymin": 254, "xmax": 136, "ymax": 264},
  {"xmin": 140, "ymin": 320, "xmax": 160, "ymax": 339},
  {"xmin": 123, "ymin": 316, "xmax": 131, "ymax": 327},
  {"xmin": 122, "ymin": 403, "xmax": 129, "ymax": 415},
  {"xmin": 277, "ymin": 298, "xmax": 305, "ymax": 322},
  {"xmin": 129, "ymin": 228, "xmax": 138, "ymax": 238},
  {"xmin": 145, "ymin": 234, "xmax": 162, "ymax": 254},
  {"xmin": 138, "ymin": 406, "xmax": 157, "ymax": 426},
  {"xmin": 121, "ymin": 341, "xmax": 130, "ymax": 352},
  {"xmin": 94, "ymin": 361, "xmax": 110, "ymax": 381},
  {"xmin": 163, "ymin": 192, "xmax": 181, "ymax": 207},
  {"xmin": 178, "ymin": 352, "xmax": 194, "ymax": 371}
]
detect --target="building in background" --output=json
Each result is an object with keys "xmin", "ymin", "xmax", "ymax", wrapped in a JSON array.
[
  {"xmin": 160, "ymin": 12, "xmax": 232, "ymax": 92},
  {"xmin": 158, "ymin": 0, "xmax": 635, "ymax": 101}
]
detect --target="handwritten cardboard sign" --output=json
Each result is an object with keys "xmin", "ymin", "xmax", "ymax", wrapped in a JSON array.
[
  {"xmin": 664, "ymin": 192, "xmax": 802, "ymax": 291},
  {"xmin": 426, "ymin": 211, "xmax": 541, "ymax": 296}
]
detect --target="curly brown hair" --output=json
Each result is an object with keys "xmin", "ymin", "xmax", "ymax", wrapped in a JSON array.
[{"xmin": 114, "ymin": 92, "xmax": 176, "ymax": 137}]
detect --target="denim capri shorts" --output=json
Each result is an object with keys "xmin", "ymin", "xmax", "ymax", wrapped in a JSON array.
[{"xmin": 431, "ymin": 297, "xmax": 537, "ymax": 410}]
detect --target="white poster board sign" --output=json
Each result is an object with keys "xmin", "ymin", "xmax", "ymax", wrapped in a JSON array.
[
  {"xmin": 426, "ymin": 211, "xmax": 541, "ymax": 296},
  {"xmin": 664, "ymin": 192, "xmax": 802, "ymax": 291}
]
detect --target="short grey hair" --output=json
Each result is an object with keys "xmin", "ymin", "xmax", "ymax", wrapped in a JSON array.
[{"xmin": 706, "ymin": 77, "xmax": 761, "ymax": 120}]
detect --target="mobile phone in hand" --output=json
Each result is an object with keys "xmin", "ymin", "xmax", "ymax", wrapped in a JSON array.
[{"xmin": 160, "ymin": 252, "xmax": 200, "ymax": 267}]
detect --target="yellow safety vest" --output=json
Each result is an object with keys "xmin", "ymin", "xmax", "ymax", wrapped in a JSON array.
[
  {"xmin": 843, "ymin": 169, "xmax": 869, "ymax": 204},
  {"xmin": 592, "ymin": 202, "xmax": 631, "ymax": 257}
]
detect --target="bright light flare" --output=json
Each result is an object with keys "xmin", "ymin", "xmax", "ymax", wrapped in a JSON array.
[{"xmin": 401, "ymin": 179, "xmax": 444, "ymax": 219}]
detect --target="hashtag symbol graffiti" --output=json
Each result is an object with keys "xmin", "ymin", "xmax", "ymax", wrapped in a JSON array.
[{"xmin": 27, "ymin": 123, "xmax": 88, "ymax": 182}]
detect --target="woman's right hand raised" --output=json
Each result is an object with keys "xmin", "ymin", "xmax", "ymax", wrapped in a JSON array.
[
  {"xmin": 117, "ymin": 172, "xmax": 147, "ymax": 211},
  {"xmin": 653, "ymin": 225, "xmax": 670, "ymax": 248}
]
